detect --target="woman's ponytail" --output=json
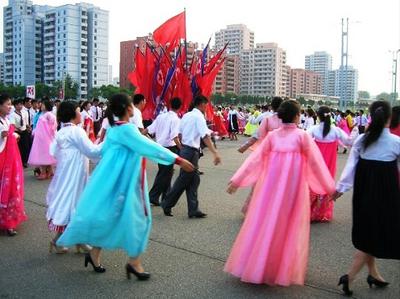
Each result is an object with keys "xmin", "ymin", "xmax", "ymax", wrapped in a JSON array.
[{"xmin": 363, "ymin": 101, "xmax": 391, "ymax": 149}]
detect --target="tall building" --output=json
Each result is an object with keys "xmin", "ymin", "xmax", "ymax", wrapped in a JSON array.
[
  {"xmin": 3, "ymin": 0, "xmax": 108, "ymax": 98},
  {"xmin": 107, "ymin": 64, "xmax": 112, "ymax": 85},
  {"xmin": 3, "ymin": 0, "xmax": 47, "ymax": 86},
  {"xmin": 331, "ymin": 66, "xmax": 359, "ymax": 106},
  {"xmin": 240, "ymin": 43, "xmax": 288, "ymax": 97},
  {"xmin": 0, "ymin": 53, "xmax": 4, "ymax": 83},
  {"xmin": 213, "ymin": 54, "xmax": 239, "ymax": 95},
  {"xmin": 119, "ymin": 36, "xmax": 148, "ymax": 89},
  {"xmin": 214, "ymin": 24, "xmax": 254, "ymax": 55},
  {"xmin": 289, "ymin": 68, "xmax": 322, "ymax": 98},
  {"xmin": 43, "ymin": 3, "xmax": 108, "ymax": 98},
  {"xmin": 305, "ymin": 51, "xmax": 332, "ymax": 95}
]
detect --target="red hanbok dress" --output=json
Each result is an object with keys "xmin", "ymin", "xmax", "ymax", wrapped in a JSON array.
[
  {"xmin": 83, "ymin": 111, "xmax": 96, "ymax": 143},
  {"xmin": 0, "ymin": 118, "xmax": 27, "ymax": 230},
  {"xmin": 213, "ymin": 112, "xmax": 228, "ymax": 138}
]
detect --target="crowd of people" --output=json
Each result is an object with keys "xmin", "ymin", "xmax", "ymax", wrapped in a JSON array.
[{"xmin": 0, "ymin": 92, "xmax": 399, "ymax": 296}]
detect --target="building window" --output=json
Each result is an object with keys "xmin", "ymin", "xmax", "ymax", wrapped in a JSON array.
[
  {"xmin": 63, "ymin": 25, "xmax": 66, "ymax": 30},
  {"xmin": 64, "ymin": 34, "xmax": 66, "ymax": 38},
  {"xmin": 64, "ymin": 10, "xmax": 66, "ymax": 15},
  {"xmin": 94, "ymin": 21, "xmax": 97, "ymax": 26},
  {"xmin": 94, "ymin": 36, "xmax": 97, "ymax": 40},
  {"xmin": 94, "ymin": 58, "xmax": 97, "ymax": 63},
  {"xmin": 94, "ymin": 29, "xmax": 97, "ymax": 33},
  {"xmin": 58, "ymin": 57, "xmax": 60, "ymax": 62},
  {"xmin": 94, "ymin": 73, "xmax": 97, "ymax": 78},
  {"xmin": 94, "ymin": 51, "xmax": 97, "ymax": 55},
  {"xmin": 63, "ymin": 49, "xmax": 66, "ymax": 53},
  {"xmin": 63, "ymin": 41, "xmax": 66, "ymax": 45},
  {"xmin": 95, "ymin": 14, "xmax": 97, "ymax": 18},
  {"xmin": 63, "ymin": 57, "xmax": 66, "ymax": 61},
  {"xmin": 94, "ymin": 66, "xmax": 97, "ymax": 70},
  {"xmin": 94, "ymin": 80, "xmax": 97, "ymax": 85},
  {"xmin": 94, "ymin": 43, "xmax": 97, "ymax": 48},
  {"xmin": 58, "ymin": 42, "xmax": 60, "ymax": 46}
]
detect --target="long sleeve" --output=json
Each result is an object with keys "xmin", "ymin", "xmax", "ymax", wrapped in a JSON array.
[
  {"xmin": 336, "ymin": 127, "xmax": 356, "ymax": 146},
  {"xmin": 119, "ymin": 124, "xmax": 178, "ymax": 165},
  {"xmin": 75, "ymin": 127, "xmax": 102, "ymax": 160},
  {"xmin": 336, "ymin": 135, "xmax": 363, "ymax": 193},
  {"xmin": 230, "ymin": 135, "xmax": 271, "ymax": 187},
  {"xmin": 303, "ymin": 132, "xmax": 336, "ymax": 195},
  {"xmin": 255, "ymin": 117, "xmax": 270, "ymax": 140}
]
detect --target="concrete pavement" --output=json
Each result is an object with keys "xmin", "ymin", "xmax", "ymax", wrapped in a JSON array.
[{"xmin": 0, "ymin": 137, "xmax": 399, "ymax": 298}]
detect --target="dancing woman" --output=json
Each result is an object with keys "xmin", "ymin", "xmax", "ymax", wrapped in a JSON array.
[
  {"xmin": 57, "ymin": 94, "xmax": 194, "ymax": 279},
  {"xmin": 334, "ymin": 100, "xmax": 400, "ymax": 296}
]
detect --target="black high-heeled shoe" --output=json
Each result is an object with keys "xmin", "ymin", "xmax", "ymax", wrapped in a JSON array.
[
  {"xmin": 338, "ymin": 274, "xmax": 353, "ymax": 296},
  {"xmin": 125, "ymin": 263, "xmax": 150, "ymax": 280},
  {"xmin": 367, "ymin": 275, "xmax": 389, "ymax": 288},
  {"xmin": 84, "ymin": 253, "xmax": 106, "ymax": 273}
]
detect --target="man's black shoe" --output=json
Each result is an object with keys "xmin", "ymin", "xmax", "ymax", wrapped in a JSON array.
[{"xmin": 188, "ymin": 212, "xmax": 207, "ymax": 219}]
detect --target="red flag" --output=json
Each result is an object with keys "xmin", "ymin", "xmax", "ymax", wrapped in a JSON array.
[
  {"xmin": 204, "ymin": 43, "xmax": 228, "ymax": 75},
  {"xmin": 153, "ymin": 11, "xmax": 185, "ymax": 50},
  {"xmin": 127, "ymin": 47, "xmax": 145, "ymax": 93}
]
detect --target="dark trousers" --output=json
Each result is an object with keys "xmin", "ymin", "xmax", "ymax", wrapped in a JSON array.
[
  {"xmin": 17, "ymin": 130, "xmax": 31, "ymax": 166},
  {"xmin": 94, "ymin": 120, "xmax": 101, "ymax": 137},
  {"xmin": 149, "ymin": 146, "xmax": 178, "ymax": 204},
  {"xmin": 358, "ymin": 126, "xmax": 365, "ymax": 134},
  {"xmin": 162, "ymin": 145, "xmax": 200, "ymax": 216}
]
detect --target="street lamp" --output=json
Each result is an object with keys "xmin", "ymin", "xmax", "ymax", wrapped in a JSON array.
[{"xmin": 392, "ymin": 49, "xmax": 400, "ymax": 105}]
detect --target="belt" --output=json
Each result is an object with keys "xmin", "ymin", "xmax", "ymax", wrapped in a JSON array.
[{"xmin": 182, "ymin": 144, "xmax": 200, "ymax": 151}]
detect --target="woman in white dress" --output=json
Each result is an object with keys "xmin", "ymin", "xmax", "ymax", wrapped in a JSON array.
[{"xmin": 46, "ymin": 101, "xmax": 101, "ymax": 253}]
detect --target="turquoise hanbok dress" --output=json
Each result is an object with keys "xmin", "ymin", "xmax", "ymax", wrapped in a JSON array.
[{"xmin": 57, "ymin": 123, "xmax": 178, "ymax": 257}]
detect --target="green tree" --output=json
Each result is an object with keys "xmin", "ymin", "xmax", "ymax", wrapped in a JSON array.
[
  {"xmin": 358, "ymin": 90, "xmax": 370, "ymax": 99},
  {"xmin": 375, "ymin": 92, "xmax": 390, "ymax": 101}
]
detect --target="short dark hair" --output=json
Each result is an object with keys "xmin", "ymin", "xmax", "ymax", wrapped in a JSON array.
[
  {"xmin": 31, "ymin": 99, "xmax": 38, "ymax": 104},
  {"xmin": 170, "ymin": 97, "xmax": 182, "ymax": 110},
  {"xmin": 0, "ymin": 94, "xmax": 11, "ymax": 105},
  {"xmin": 133, "ymin": 94, "xmax": 145, "ymax": 105},
  {"xmin": 57, "ymin": 101, "xmax": 79, "ymax": 123},
  {"xmin": 13, "ymin": 99, "xmax": 24, "ymax": 106},
  {"xmin": 271, "ymin": 96, "xmax": 283, "ymax": 111},
  {"xmin": 81, "ymin": 101, "xmax": 91, "ymax": 110},
  {"xmin": 43, "ymin": 100, "xmax": 53, "ymax": 112},
  {"xmin": 193, "ymin": 95, "xmax": 208, "ymax": 107},
  {"xmin": 277, "ymin": 100, "xmax": 300, "ymax": 123},
  {"xmin": 92, "ymin": 98, "xmax": 100, "ymax": 103}
]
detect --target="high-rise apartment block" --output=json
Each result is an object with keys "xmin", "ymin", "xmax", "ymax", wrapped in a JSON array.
[
  {"xmin": 240, "ymin": 43, "xmax": 288, "ymax": 97},
  {"xmin": 214, "ymin": 24, "xmax": 254, "ymax": 55},
  {"xmin": 0, "ymin": 53, "xmax": 4, "ymax": 84},
  {"xmin": 329, "ymin": 66, "xmax": 359, "ymax": 105},
  {"xmin": 213, "ymin": 54, "xmax": 239, "ymax": 95},
  {"xmin": 305, "ymin": 51, "xmax": 332, "ymax": 95},
  {"xmin": 3, "ymin": 0, "xmax": 108, "ymax": 98},
  {"xmin": 289, "ymin": 68, "xmax": 322, "ymax": 98}
]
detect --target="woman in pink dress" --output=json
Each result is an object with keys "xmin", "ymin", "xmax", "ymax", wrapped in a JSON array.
[
  {"xmin": 307, "ymin": 106, "xmax": 354, "ymax": 222},
  {"xmin": 225, "ymin": 100, "xmax": 335, "ymax": 286},
  {"xmin": 0, "ymin": 94, "xmax": 27, "ymax": 236},
  {"xmin": 28, "ymin": 100, "xmax": 57, "ymax": 180}
]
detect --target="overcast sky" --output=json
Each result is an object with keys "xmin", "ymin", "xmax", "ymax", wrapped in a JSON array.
[{"xmin": 1, "ymin": 0, "xmax": 399, "ymax": 95}]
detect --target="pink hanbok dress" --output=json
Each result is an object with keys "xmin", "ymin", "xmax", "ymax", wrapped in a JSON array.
[
  {"xmin": 225, "ymin": 124, "xmax": 335, "ymax": 286},
  {"xmin": 307, "ymin": 124, "xmax": 353, "ymax": 222},
  {"xmin": 28, "ymin": 111, "xmax": 57, "ymax": 166}
]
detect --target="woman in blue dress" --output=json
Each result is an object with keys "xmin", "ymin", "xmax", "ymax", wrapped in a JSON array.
[{"xmin": 57, "ymin": 93, "xmax": 194, "ymax": 280}]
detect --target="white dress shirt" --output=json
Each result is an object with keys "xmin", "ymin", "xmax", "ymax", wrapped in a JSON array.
[
  {"xmin": 180, "ymin": 108, "xmax": 211, "ymax": 149},
  {"xmin": 356, "ymin": 115, "xmax": 369, "ymax": 127},
  {"xmin": 147, "ymin": 111, "xmax": 180, "ymax": 147},
  {"xmin": 337, "ymin": 129, "xmax": 400, "ymax": 193},
  {"xmin": 129, "ymin": 106, "xmax": 144, "ymax": 129},
  {"xmin": 307, "ymin": 123, "xmax": 355, "ymax": 145},
  {"xmin": 303, "ymin": 116, "xmax": 315, "ymax": 130},
  {"xmin": 90, "ymin": 105, "xmax": 102, "ymax": 122},
  {"xmin": 11, "ymin": 110, "xmax": 29, "ymax": 131},
  {"xmin": 252, "ymin": 111, "xmax": 270, "ymax": 125}
]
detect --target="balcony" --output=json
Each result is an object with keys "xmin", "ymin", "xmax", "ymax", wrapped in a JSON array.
[{"xmin": 44, "ymin": 61, "xmax": 55, "ymax": 67}]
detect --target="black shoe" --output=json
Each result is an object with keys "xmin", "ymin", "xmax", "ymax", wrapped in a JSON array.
[
  {"xmin": 198, "ymin": 171, "xmax": 204, "ymax": 175},
  {"xmin": 7, "ymin": 229, "xmax": 17, "ymax": 236},
  {"xmin": 23, "ymin": 163, "xmax": 28, "ymax": 168},
  {"xmin": 343, "ymin": 148, "xmax": 347, "ymax": 154},
  {"xmin": 163, "ymin": 209, "xmax": 173, "ymax": 217},
  {"xmin": 84, "ymin": 253, "xmax": 106, "ymax": 273},
  {"xmin": 367, "ymin": 275, "xmax": 389, "ymax": 288},
  {"xmin": 188, "ymin": 212, "xmax": 207, "ymax": 219},
  {"xmin": 338, "ymin": 274, "xmax": 353, "ymax": 296},
  {"xmin": 126, "ymin": 263, "xmax": 150, "ymax": 281},
  {"xmin": 150, "ymin": 201, "xmax": 160, "ymax": 206}
]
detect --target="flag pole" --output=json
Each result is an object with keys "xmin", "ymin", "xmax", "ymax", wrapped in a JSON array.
[{"xmin": 184, "ymin": 7, "xmax": 188, "ymax": 70}]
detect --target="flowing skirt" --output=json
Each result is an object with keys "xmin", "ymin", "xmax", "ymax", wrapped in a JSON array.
[
  {"xmin": 0, "ymin": 126, "xmax": 27, "ymax": 230},
  {"xmin": 352, "ymin": 158, "xmax": 400, "ymax": 260},
  {"xmin": 28, "ymin": 117, "xmax": 56, "ymax": 166},
  {"xmin": 310, "ymin": 141, "xmax": 337, "ymax": 222}
]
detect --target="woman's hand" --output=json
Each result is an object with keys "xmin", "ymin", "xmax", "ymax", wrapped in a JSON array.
[
  {"xmin": 332, "ymin": 191, "xmax": 343, "ymax": 201},
  {"xmin": 227, "ymin": 182, "xmax": 238, "ymax": 194},
  {"xmin": 179, "ymin": 159, "xmax": 195, "ymax": 172},
  {"xmin": 1, "ymin": 131, "xmax": 8, "ymax": 138}
]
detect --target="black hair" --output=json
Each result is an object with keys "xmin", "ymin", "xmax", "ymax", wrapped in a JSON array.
[
  {"xmin": 277, "ymin": 100, "xmax": 300, "ymax": 123},
  {"xmin": 193, "ymin": 95, "xmax": 208, "ymax": 107},
  {"xmin": 107, "ymin": 93, "xmax": 132, "ymax": 126},
  {"xmin": 43, "ymin": 100, "xmax": 53, "ymax": 112},
  {"xmin": 54, "ymin": 99, "xmax": 61, "ymax": 103},
  {"xmin": 340, "ymin": 112, "xmax": 346, "ymax": 118},
  {"xmin": 359, "ymin": 109, "xmax": 364, "ymax": 114},
  {"xmin": 81, "ymin": 101, "xmax": 91, "ymax": 111},
  {"xmin": 390, "ymin": 106, "xmax": 400, "ymax": 129},
  {"xmin": 31, "ymin": 99, "xmax": 38, "ymax": 104},
  {"xmin": 0, "ymin": 94, "xmax": 11, "ymax": 105},
  {"xmin": 170, "ymin": 97, "xmax": 182, "ymax": 110},
  {"xmin": 57, "ymin": 101, "xmax": 79, "ymax": 123},
  {"xmin": 13, "ymin": 99, "xmax": 24, "ymax": 106},
  {"xmin": 317, "ymin": 106, "xmax": 331, "ymax": 138},
  {"xmin": 92, "ymin": 98, "xmax": 100, "ymax": 103},
  {"xmin": 271, "ymin": 96, "xmax": 283, "ymax": 112},
  {"xmin": 133, "ymin": 94, "xmax": 145, "ymax": 105},
  {"xmin": 363, "ymin": 100, "xmax": 391, "ymax": 149}
]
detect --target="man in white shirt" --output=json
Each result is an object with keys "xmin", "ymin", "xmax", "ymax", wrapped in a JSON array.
[
  {"xmin": 161, "ymin": 95, "xmax": 221, "ymax": 218},
  {"xmin": 90, "ymin": 98, "xmax": 102, "ymax": 136},
  {"xmin": 356, "ymin": 109, "xmax": 369, "ymax": 134},
  {"xmin": 144, "ymin": 97, "xmax": 183, "ymax": 206},
  {"xmin": 11, "ymin": 99, "xmax": 31, "ymax": 167},
  {"xmin": 251, "ymin": 104, "xmax": 271, "ymax": 125},
  {"xmin": 129, "ymin": 94, "xmax": 146, "ymax": 133}
]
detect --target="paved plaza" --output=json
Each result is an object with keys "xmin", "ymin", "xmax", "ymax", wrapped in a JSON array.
[{"xmin": 1, "ymin": 138, "xmax": 399, "ymax": 299}]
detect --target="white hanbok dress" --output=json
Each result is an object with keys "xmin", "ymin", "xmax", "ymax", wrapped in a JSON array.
[{"xmin": 46, "ymin": 123, "xmax": 101, "ymax": 232}]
